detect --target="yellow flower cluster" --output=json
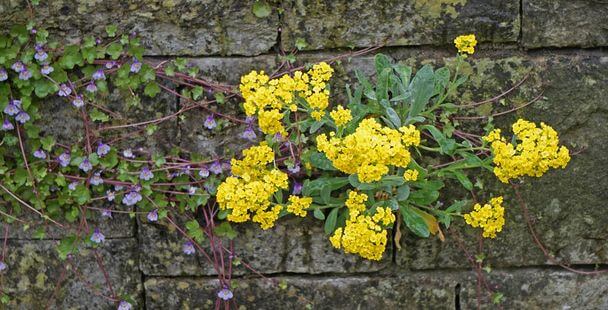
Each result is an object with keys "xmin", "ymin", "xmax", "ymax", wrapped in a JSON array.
[
  {"xmin": 329, "ymin": 105, "xmax": 352, "ymax": 127},
  {"xmin": 239, "ymin": 62, "xmax": 334, "ymax": 134},
  {"xmin": 484, "ymin": 119, "xmax": 570, "ymax": 183},
  {"xmin": 316, "ymin": 119, "xmax": 421, "ymax": 183},
  {"xmin": 454, "ymin": 34, "xmax": 477, "ymax": 55},
  {"xmin": 464, "ymin": 196, "xmax": 505, "ymax": 238},
  {"xmin": 329, "ymin": 192, "xmax": 394, "ymax": 260},
  {"xmin": 286, "ymin": 195, "xmax": 312, "ymax": 217},
  {"xmin": 403, "ymin": 169, "xmax": 419, "ymax": 182},
  {"xmin": 216, "ymin": 143, "xmax": 289, "ymax": 229}
]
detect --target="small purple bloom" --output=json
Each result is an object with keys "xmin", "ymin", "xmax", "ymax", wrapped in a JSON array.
[
  {"xmin": 15, "ymin": 111, "xmax": 30, "ymax": 124},
  {"xmin": 122, "ymin": 191, "xmax": 142, "ymax": 206},
  {"xmin": 79, "ymin": 158, "xmax": 92, "ymax": 172},
  {"xmin": 18, "ymin": 69, "xmax": 31, "ymax": 80},
  {"xmin": 188, "ymin": 186, "xmax": 197, "ymax": 195},
  {"xmin": 292, "ymin": 181, "xmax": 303, "ymax": 195},
  {"xmin": 72, "ymin": 95, "xmax": 85, "ymax": 108},
  {"xmin": 123, "ymin": 149, "xmax": 135, "ymax": 158},
  {"xmin": 130, "ymin": 59, "xmax": 142, "ymax": 73},
  {"xmin": 210, "ymin": 161, "xmax": 222, "ymax": 175},
  {"xmin": 101, "ymin": 209, "xmax": 113, "ymax": 218},
  {"xmin": 34, "ymin": 50, "xmax": 48, "ymax": 62},
  {"xmin": 11, "ymin": 61, "xmax": 24, "ymax": 73},
  {"xmin": 217, "ymin": 288, "xmax": 233, "ymax": 301},
  {"xmin": 96, "ymin": 142, "xmax": 110, "ymax": 157},
  {"xmin": 58, "ymin": 84, "xmax": 72, "ymax": 97},
  {"xmin": 203, "ymin": 182, "xmax": 215, "ymax": 193},
  {"xmin": 245, "ymin": 116, "xmax": 255, "ymax": 125},
  {"xmin": 198, "ymin": 166, "xmax": 210, "ymax": 178},
  {"xmin": 30, "ymin": 28, "xmax": 36, "ymax": 34},
  {"xmin": 3, "ymin": 100, "xmax": 20, "ymax": 116},
  {"xmin": 182, "ymin": 241, "xmax": 195, "ymax": 255},
  {"xmin": 86, "ymin": 82, "xmax": 97, "ymax": 93},
  {"xmin": 241, "ymin": 127, "xmax": 257, "ymax": 141},
  {"xmin": 147, "ymin": 209, "xmax": 158, "ymax": 222},
  {"xmin": 107, "ymin": 190, "xmax": 115, "ymax": 202},
  {"xmin": 40, "ymin": 64, "xmax": 54, "ymax": 75},
  {"xmin": 58, "ymin": 152, "xmax": 71, "ymax": 167},
  {"xmin": 105, "ymin": 61, "xmax": 117, "ymax": 69},
  {"xmin": 117, "ymin": 301, "xmax": 132, "ymax": 310},
  {"xmin": 0, "ymin": 68, "xmax": 7, "ymax": 81},
  {"xmin": 92, "ymin": 69, "xmax": 105, "ymax": 80},
  {"xmin": 114, "ymin": 185, "xmax": 124, "ymax": 191},
  {"xmin": 2, "ymin": 119, "xmax": 14, "ymax": 131},
  {"xmin": 90, "ymin": 228, "xmax": 105, "ymax": 243},
  {"xmin": 0, "ymin": 261, "xmax": 7, "ymax": 271},
  {"xmin": 33, "ymin": 149, "xmax": 46, "ymax": 159},
  {"xmin": 204, "ymin": 115, "xmax": 216, "ymax": 129},
  {"xmin": 179, "ymin": 165, "xmax": 192, "ymax": 176},
  {"xmin": 90, "ymin": 172, "xmax": 104, "ymax": 186},
  {"xmin": 139, "ymin": 166, "xmax": 154, "ymax": 181},
  {"xmin": 288, "ymin": 163, "xmax": 301, "ymax": 174},
  {"xmin": 68, "ymin": 182, "xmax": 79, "ymax": 191}
]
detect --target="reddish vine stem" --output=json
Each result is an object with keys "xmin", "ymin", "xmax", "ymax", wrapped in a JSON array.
[
  {"xmin": 453, "ymin": 92, "xmax": 544, "ymax": 121},
  {"xmin": 457, "ymin": 73, "xmax": 531, "ymax": 108}
]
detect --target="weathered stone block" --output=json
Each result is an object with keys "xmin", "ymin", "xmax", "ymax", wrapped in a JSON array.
[
  {"xmin": 2, "ymin": 239, "xmax": 142, "ymax": 309},
  {"xmin": 523, "ymin": 1, "xmax": 608, "ymax": 48},
  {"xmin": 281, "ymin": 0, "xmax": 520, "ymax": 51},
  {"xmin": 138, "ymin": 217, "xmax": 388, "ymax": 276},
  {"xmin": 0, "ymin": 0, "xmax": 279, "ymax": 56}
]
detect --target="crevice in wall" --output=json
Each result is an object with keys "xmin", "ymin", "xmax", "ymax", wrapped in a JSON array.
[
  {"xmin": 268, "ymin": 0, "xmax": 284, "ymax": 54},
  {"xmin": 454, "ymin": 283, "xmax": 462, "ymax": 310},
  {"xmin": 519, "ymin": 0, "xmax": 524, "ymax": 47},
  {"xmin": 133, "ymin": 215, "xmax": 148, "ymax": 309}
]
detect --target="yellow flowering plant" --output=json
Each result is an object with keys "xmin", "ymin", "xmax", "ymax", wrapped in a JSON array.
[{"xmin": 216, "ymin": 34, "xmax": 572, "ymax": 262}]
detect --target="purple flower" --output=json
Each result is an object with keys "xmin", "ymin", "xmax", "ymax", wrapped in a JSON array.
[
  {"xmin": 292, "ymin": 181, "xmax": 303, "ymax": 195},
  {"xmin": 210, "ymin": 161, "xmax": 222, "ymax": 175},
  {"xmin": 105, "ymin": 61, "xmax": 117, "ymax": 69},
  {"xmin": 72, "ymin": 95, "xmax": 85, "ymax": 108},
  {"xmin": 0, "ymin": 68, "xmax": 7, "ymax": 81},
  {"xmin": 198, "ymin": 166, "xmax": 210, "ymax": 178},
  {"xmin": 3, "ymin": 101, "xmax": 20, "ymax": 116},
  {"xmin": 0, "ymin": 261, "xmax": 7, "ymax": 272},
  {"xmin": 203, "ymin": 182, "xmax": 215, "ymax": 193},
  {"xmin": 147, "ymin": 209, "xmax": 158, "ymax": 222},
  {"xmin": 122, "ymin": 149, "xmax": 135, "ymax": 158},
  {"xmin": 58, "ymin": 84, "xmax": 72, "ymax": 97},
  {"xmin": 79, "ymin": 158, "xmax": 92, "ymax": 172},
  {"xmin": 130, "ymin": 59, "xmax": 142, "ymax": 73},
  {"xmin": 122, "ymin": 191, "xmax": 142, "ymax": 206},
  {"xmin": 58, "ymin": 152, "xmax": 71, "ymax": 167},
  {"xmin": 18, "ymin": 69, "xmax": 31, "ymax": 80},
  {"xmin": 217, "ymin": 287, "xmax": 233, "ymax": 301},
  {"xmin": 101, "ymin": 209, "xmax": 113, "ymax": 218},
  {"xmin": 33, "ymin": 149, "xmax": 46, "ymax": 159},
  {"xmin": 68, "ymin": 182, "xmax": 79, "ymax": 191},
  {"xmin": 245, "ymin": 116, "xmax": 255, "ymax": 125},
  {"xmin": 90, "ymin": 228, "xmax": 105, "ymax": 243},
  {"xmin": 106, "ymin": 190, "xmax": 115, "ymax": 202},
  {"xmin": 15, "ymin": 111, "xmax": 30, "ymax": 124},
  {"xmin": 40, "ymin": 64, "xmax": 54, "ymax": 75},
  {"xmin": 117, "ymin": 301, "xmax": 132, "ymax": 310},
  {"xmin": 11, "ymin": 61, "xmax": 24, "ymax": 73},
  {"xmin": 288, "ymin": 163, "xmax": 301, "ymax": 174},
  {"xmin": 92, "ymin": 69, "xmax": 106, "ymax": 80},
  {"xmin": 2, "ymin": 119, "xmax": 14, "ymax": 131},
  {"xmin": 86, "ymin": 82, "xmax": 97, "ymax": 93},
  {"xmin": 114, "ymin": 185, "xmax": 124, "ymax": 191},
  {"xmin": 34, "ymin": 50, "xmax": 48, "ymax": 62},
  {"xmin": 273, "ymin": 133, "xmax": 284, "ymax": 142},
  {"xmin": 96, "ymin": 142, "xmax": 110, "ymax": 157},
  {"xmin": 90, "ymin": 172, "xmax": 104, "ymax": 186},
  {"xmin": 179, "ymin": 165, "xmax": 192, "ymax": 176},
  {"xmin": 182, "ymin": 241, "xmax": 195, "ymax": 255},
  {"xmin": 188, "ymin": 186, "xmax": 197, "ymax": 195},
  {"xmin": 204, "ymin": 115, "xmax": 216, "ymax": 129},
  {"xmin": 241, "ymin": 127, "xmax": 257, "ymax": 141},
  {"xmin": 139, "ymin": 166, "xmax": 154, "ymax": 181}
]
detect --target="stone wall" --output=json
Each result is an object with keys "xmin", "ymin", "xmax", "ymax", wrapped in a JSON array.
[{"xmin": 1, "ymin": 0, "xmax": 607, "ymax": 309}]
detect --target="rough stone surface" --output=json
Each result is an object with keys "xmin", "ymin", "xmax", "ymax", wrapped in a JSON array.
[
  {"xmin": 0, "ymin": 0, "xmax": 278, "ymax": 56},
  {"xmin": 523, "ymin": 0, "xmax": 608, "ymax": 48},
  {"xmin": 2, "ymin": 239, "xmax": 142, "ymax": 309},
  {"xmin": 281, "ymin": 0, "xmax": 520, "ymax": 50}
]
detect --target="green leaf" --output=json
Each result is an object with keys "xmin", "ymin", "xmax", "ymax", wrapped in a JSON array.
[
  {"xmin": 308, "ymin": 151, "xmax": 336, "ymax": 171},
  {"xmin": 313, "ymin": 208, "xmax": 325, "ymax": 220},
  {"xmin": 185, "ymin": 220, "xmax": 205, "ymax": 243},
  {"xmin": 421, "ymin": 125, "xmax": 456, "ymax": 155},
  {"xmin": 374, "ymin": 53, "xmax": 392, "ymax": 77},
  {"xmin": 302, "ymin": 177, "xmax": 349, "ymax": 196},
  {"xmin": 400, "ymin": 205, "xmax": 430, "ymax": 237},
  {"xmin": 396, "ymin": 185, "xmax": 410, "ymax": 201},
  {"xmin": 40, "ymin": 136, "xmax": 55, "ymax": 151},
  {"xmin": 252, "ymin": 1, "xmax": 272, "ymax": 18},
  {"xmin": 106, "ymin": 42, "xmax": 123, "ymax": 59},
  {"xmin": 407, "ymin": 65, "xmax": 436, "ymax": 119},
  {"xmin": 324, "ymin": 208, "xmax": 339, "ymax": 235},
  {"xmin": 214, "ymin": 222, "xmax": 238, "ymax": 240},
  {"xmin": 89, "ymin": 109, "xmax": 109, "ymax": 122},
  {"xmin": 105, "ymin": 25, "xmax": 118, "ymax": 37},
  {"xmin": 384, "ymin": 106, "xmax": 401, "ymax": 128},
  {"xmin": 452, "ymin": 171, "xmax": 473, "ymax": 190},
  {"xmin": 144, "ymin": 82, "xmax": 161, "ymax": 97},
  {"xmin": 57, "ymin": 235, "xmax": 78, "ymax": 260},
  {"xmin": 191, "ymin": 86, "xmax": 204, "ymax": 100},
  {"xmin": 349, "ymin": 174, "xmax": 405, "ymax": 190},
  {"xmin": 295, "ymin": 37, "xmax": 308, "ymax": 50}
]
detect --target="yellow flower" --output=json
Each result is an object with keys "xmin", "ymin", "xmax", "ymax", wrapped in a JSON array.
[
  {"xmin": 329, "ymin": 212, "xmax": 388, "ymax": 260},
  {"xmin": 464, "ymin": 196, "xmax": 505, "ymax": 238},
  {"xmin": 329, "ymin": 105, "xmax": 352, "ymax": 127},
  {"xmin": 403, "ymin": 169, "xmax": 419, "ymax": 181},
  {"xmin": 345, "ymin": 191, "xmax": 368, "ymax": 213},
  {"xmin": 483, "ymin": 119, "xmax": 570, "ymax": 183},
  {"xmin": 311, "ymin": 110, "xmax": 325, "ymax": 121},
  {"xmin": 257, "ymin": 109, "xmax": 286, "ymax": 136},
  {"xmin": 454, "ymin": 34, "xmax": 477, "ymax": 55},
  {"xmin": 372, "ymin": 207, "xmax": 395, "ymax": 226},
  {"xmin": 286, "ymin": 195, "xmax": 312, "ymax": 217}
]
